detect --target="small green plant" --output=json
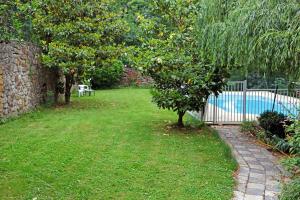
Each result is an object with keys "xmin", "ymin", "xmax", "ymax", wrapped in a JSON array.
[
  {"xmin": 241, "ymin": 121, "xmax": 259, "ymax": 134},
  {"xmin": 0, "ymin": 118, "xmax": 7, "ymax": 125},
  {"xmin": 282, "ymin": 157, "xmax": 300, "ymax": 175},
  {"xmin": 280, "ymin": 178, "xmax": 300, "ymax": 200},
  {"xmin": 286, "ymin": 118, "xmax": 300, "ymax": 155},
  {"xmin": 258, "ymin": 111, "xmax": 287, "ymax": 138},
  {"xmin": 273, "ymin": 136, "xmax": 291, "ymax": 153},
  {"xmin": 256, "ymin": 130, "xmax": 267, "ymax": 141},
  {"xmin": 43, "ymin": 91, "xmax": 55, "ymax": 107},
  {"xmin": 91, "ymin": 60, "xmax": 124, "ymax": 89}
]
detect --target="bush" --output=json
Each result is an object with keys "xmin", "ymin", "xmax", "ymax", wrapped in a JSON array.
[
  {"xmin": 282, "ymin": 157, "xmax": 300, "ymax": 175},
  {"xmin": 258, "ymin": 111, "xmax": 286, "ymax": 138},
  {"xmin": 273, "ymin": 137, "xmax": 291, "ymax": 153},
  {"xmin": 91, "ymin": 60, "xmax": 124, "ymax": 89},
  {"xmin": 241, "ymin": 121, "xmax": 259, "ymax": 135},
  {"xmin": 280, "ymin": 178, "xmax": 300, "ymax": 200},
  {"xmin": 286, "ymin": 118, "xmax": 300, "ymax": 155}
]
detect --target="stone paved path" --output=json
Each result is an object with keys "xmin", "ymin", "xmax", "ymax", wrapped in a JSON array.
[{"xmin": 214, "ymin": 126, "xmax": 287, "ymax": 200}]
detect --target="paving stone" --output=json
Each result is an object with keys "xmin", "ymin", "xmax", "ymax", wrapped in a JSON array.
[
  {"xmin": 244, "ymin": 157, "xmax": 257, "ymax": 161},
  {"xmin": 266, "ymin": 184, "xmax": 281, "ymax": 192},
  {"xmin": 239, "ymin": 171, "xmax": 249, "ymax": 177},
  {"xmin": 238, "ymin": 175, "xmax": 249, "ymax": 182},
  {"xmin": 265, "ymin": 195, "xmax": 278, "ymax": 200},
  {"xmin": 240, "ymin": 167, "xmax": 250, "ymax": 173},
  {"xmin": 247, "ymin": 183, "xmax": 265, "ymax": 190},
  {"xmin": 266, "ymin": 170, "xmax": 280, "ymax": 176},
  {"xmin": 260, "ymin": 161, "xmax": 275, "ymax": 167},
  {"xmin": 265, "ymin": 190, "xmax": 279, "ymax": 197},
  {"xmin": 248, "ymin": 177, "xmax": 265, "ymax": 184},
  {"xmin": 213, "ymin": 126, "xmax": 287, "ymax": 200},
  {"xmin": 246, "ymin": 188, "xmax": 264, "ymax": 196},
  {"xmin": 248, "ymin": 164, "xmax": 264, "ymax": 170},
  {"xmin": 237, "ymin": 178, "xmax": 248, "ymax": 184},
  {"xmin": 237, "ymin": 183, "xmax": 247, "ymax": 192},
  {"xmin": 250, "ymin": 169, "xmax": 265, "ymax": 174},
  {"xmin": 266, "ymin": 180, "xmax": 280, "ymax": 186},
  {"xmin": 249, "ymin": 148, "xmax": 261, "ymax": 153},
  {"xmin": 253, "ymin": 154, "xmax": 267, "ymax": 159},
  {"xmin": 249, "ymin": 173, "xmax": 265, "ymax": 180},
  {"xmin": 238, "ymin": 150, "xmax": 253, "ymax": 155},
  {"xmin": 247, "ymin": 160, "xmax": 262, "ymax": 165},
  {"xmin": 244, "ymin": 194, "xmax": 263, "ymax": 200},
  {"xmin": 234, "ymin": 190, "xmax": 245, "ymax": 200}
]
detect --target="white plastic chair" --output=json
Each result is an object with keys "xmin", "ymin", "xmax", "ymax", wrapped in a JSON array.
[
  {"xmin": 85, "ymin": 85, "xmax": 95, "ymax": 96},
  {"xmin": 78, "ymin": 85, "xmax": 88, "ymax": 97}
]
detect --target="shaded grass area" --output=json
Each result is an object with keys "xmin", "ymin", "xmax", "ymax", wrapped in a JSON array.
[{"xmin": 0, "ymin": 88, "xmax": 236, "ymax": 199}]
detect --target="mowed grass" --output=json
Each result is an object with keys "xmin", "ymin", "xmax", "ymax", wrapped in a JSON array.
[{"xmin": 0, "ymin": 88, "xmax": 236, "ymax": 200}]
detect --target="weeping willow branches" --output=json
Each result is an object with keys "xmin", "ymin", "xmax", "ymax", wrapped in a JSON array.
[{"xmin": 197, "ymin": 0, "xmax": 300, "ymax": 81}]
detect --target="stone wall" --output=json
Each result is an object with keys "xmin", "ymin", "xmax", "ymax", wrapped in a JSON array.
[
  {"xmin": 120, "ymin": 67, "xmax": 153, "ymax": 87},
  {"xmin": 0, "ymin": 41, "xmax": 56, "ymax": 118},
  {"xmin": 0, "ymin": 67, "xmax": 3, "ymax": 115}
]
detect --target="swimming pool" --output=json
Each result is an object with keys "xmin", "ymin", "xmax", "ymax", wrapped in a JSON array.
[{"xmin": 208, "ymin": 92, "xmax": 299, "ymax": 116}]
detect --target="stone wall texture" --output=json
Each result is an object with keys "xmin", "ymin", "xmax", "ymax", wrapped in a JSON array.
[
  {"xmin": 0, "ymin": 41, "xmax": 56, "ymax": 118},
  {"xmin": 120, "ymin": 67, "xmax": 153, "ymax": 86}
]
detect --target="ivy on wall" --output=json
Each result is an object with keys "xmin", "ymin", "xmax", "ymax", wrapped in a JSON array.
[{"xmin": 0, "ymin": 1, "xmax": 35, "ymax": 42}]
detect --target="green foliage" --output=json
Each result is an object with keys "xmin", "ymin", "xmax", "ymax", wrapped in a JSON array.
[
  {"xmin": 258, "ymin": 111, "xmax": 286, "ymax": 138},
  {"xmin": 280, "ymin": 178, "xmax": 300, "ymax": 200},
  {"xmin": 282, "ymin": 157, "xmax": 300, "ymax": 175},
  {"xmin": 91, "ymin": 60, "xmax": 123, "ymax": 89},
  {"xmin": 32, "ymin": 0, "xmax": 128, "ymax": 103},
  {"xmin": 240, "ymin": 121, "xmax": 259, "ymax": 134},
  {"xmin": 241, "ymin": 120, "xmax": 292, "ymax": 153},
  {"xmin": 197, "ymin": 0, "xmax": 300, "ymax": 82},
  {"xmin": 286, "ymin": 118, "xmax": 300, "ymax": 155},
  {"xmin": 0, "ymin": 89, "xmax": 236, "ymax": 199},
  {"xmin": 256, "ymin": 130, "xmax": 267, "ymax": 141},
  {"xmin": 132, "ymin": 0, "xmax": 229, "ymax": 126},
  {"xmin": 0, "ymin": 1, "xmax": 35, "ymax": 41},
  {"xmin": 272, "ymin": 137, "xmax": 291, "ymax": 153}
]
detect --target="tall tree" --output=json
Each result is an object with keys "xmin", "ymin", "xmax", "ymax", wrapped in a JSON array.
[
  {"xmin": 197, "ymin": 0, "xmax": 300, "ymax": 83},
  {"xmin": 32, "ymin": 0, "xmax": 128, "ymax": 103},
  {"xmin": 132, "ymin": 0, "xmax": 229, "ymax": 127}
]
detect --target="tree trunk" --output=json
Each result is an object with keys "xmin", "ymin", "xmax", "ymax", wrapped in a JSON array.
[
  {"xmin": 53, "ymin": 68, "xmax": 59, "ymax": 104},
  {"xmin": 65, "ymin": 73, "xmax": 73, "ymax": 104},
  {"xmin": 177, "ymin": 111, "xmax": 185, "ymax": 127}
]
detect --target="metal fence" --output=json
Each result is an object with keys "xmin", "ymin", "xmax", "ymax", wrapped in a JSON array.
[{"xmin": 189, "ymin": 80, "xmax": 300, "ymax": 124}]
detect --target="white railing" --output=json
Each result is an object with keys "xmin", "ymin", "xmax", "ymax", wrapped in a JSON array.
[{"xmin": 189, "ymin": 80, "xmax": 300, "ymax": 124}]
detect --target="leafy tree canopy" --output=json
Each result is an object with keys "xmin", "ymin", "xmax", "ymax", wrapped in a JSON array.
[
  {"xmin": 0, "ymin": 0, "xmax": 34, "ymax": 41},
  {"xmin": 197, "ymin": 0, "xmax": 300, "ymax": 82},
  {"xmin": 131, "ymin": 0, "xmax": 229, "ymax": 127},
  {"xmin": 32, "ymin": 0, "xmax": 129, "ymax": 103}
]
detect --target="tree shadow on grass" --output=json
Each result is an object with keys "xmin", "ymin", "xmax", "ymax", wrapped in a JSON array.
[{"xmin": 162, "ymin": 116, "xmax": 207, "ymax": 135}]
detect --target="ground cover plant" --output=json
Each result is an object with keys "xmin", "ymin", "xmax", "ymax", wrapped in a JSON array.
[
  {"xmin": 0, "ymin": 89, "xmax": 236, "ymax": 200},
  {"xmin": 241, "ymin": 111, "xmax": 297, "ymax": 154},
  {"xmin": 241, "ymin": 112, "xmax": 300, "ymax": 200},
  {"xmin": 280, "ymin": 178, "xmax": 300, "ymax": 200}
]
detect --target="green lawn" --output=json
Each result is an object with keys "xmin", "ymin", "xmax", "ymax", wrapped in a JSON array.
[{"xmin": 0, "ymin": 88, "xmax": 236, "ymax": 200}]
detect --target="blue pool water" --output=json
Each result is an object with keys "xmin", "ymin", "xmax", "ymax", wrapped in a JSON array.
[{"xmin": 209, "ymin": 93, "xmax": 299, "ymax": 116}]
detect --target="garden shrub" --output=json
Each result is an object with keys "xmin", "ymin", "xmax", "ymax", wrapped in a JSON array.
[
  {"xmin": 91, "ymin": 60, "xmax": 124, "ymax": 89},
  {"xmin": 241, "ymin": 121, "xmax": 259, "ymax": 135},
  {"xmin": 258, "ymin": 111, "xmax": 286, "ymax": 138},
  {"xmin": 256, "ymin": 130, "xmax": 267, "ymax": 141},
  {"xmin": 273, "ymin": 137, "xmax": 291, "ymax": 153},
  {"xmin": 282, "ymin": 157, "xmax": 300, "ymax": 175},
  {"xmin": 280, "ymin": 178, "xmax": 300, "ymax": 200},
  {"xmin": 286, "ymin": 118, "xmax": 300, "ymax": 155}
]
